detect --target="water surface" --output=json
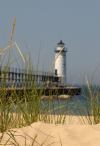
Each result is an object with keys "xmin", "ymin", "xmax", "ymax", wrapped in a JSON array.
[{"xmin": 41, "ymin": 95, "xmax": 90, "ymax": 115}]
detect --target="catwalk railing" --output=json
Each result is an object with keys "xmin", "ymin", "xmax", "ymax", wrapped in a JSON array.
[{"xmin": 0, "ymin": 66, "xmax": 59, "ymax": 88}]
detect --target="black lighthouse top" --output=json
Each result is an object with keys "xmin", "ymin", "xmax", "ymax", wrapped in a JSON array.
[
  {"xmin": 57, "ymin": 40, "xmax": 65, "ymax": 46},
  {"xmin": 55, "ymin": 40, "xmax": 67, "ymax": 53}
]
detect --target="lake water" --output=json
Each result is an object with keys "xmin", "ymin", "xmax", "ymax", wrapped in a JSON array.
[{"xmin": 41, "ymin": 95, "xmax": 90, "ymax": 116}]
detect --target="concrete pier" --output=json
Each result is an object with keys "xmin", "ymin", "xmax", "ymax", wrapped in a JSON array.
[{"xmin": 0, "ymin": 86, "xmax": 81, "ymax": 98}]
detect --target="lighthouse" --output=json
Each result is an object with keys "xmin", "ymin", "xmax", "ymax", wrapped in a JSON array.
[{"xmin": 54, "ymin": 40, "xmax": 67, "ymax": 84}]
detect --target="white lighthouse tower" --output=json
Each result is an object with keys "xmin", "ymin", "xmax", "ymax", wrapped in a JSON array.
[{"xmin": 54, "ymin": 40, "xmax": 67, "ymax": 85}]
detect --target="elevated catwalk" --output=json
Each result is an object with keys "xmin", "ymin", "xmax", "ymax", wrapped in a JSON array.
[{"xmin": 0, "ymin": 66, "xmax": 81, "ymax": 96}]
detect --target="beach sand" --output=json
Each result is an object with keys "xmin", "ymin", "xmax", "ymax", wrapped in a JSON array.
[{"xmin": 0, "ymin": 115, "xmax": 100, "ymax": 146}]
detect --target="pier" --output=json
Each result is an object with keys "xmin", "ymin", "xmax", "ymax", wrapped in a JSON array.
[{"xmin": 0, "ymin": 66, "xmax": 81, "ymax": 96}]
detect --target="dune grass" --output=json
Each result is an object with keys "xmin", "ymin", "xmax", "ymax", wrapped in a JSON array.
[
  {"xmin": 81, "ymin": 81, "xmax": 100, "ymax": 124},
  {"xmin": 0, "ymin": 67, "xmax": 68, "ymax": 133},
  {"xmin": 0, "ymin": 68, "xmax": 67, "ymax": 145}
]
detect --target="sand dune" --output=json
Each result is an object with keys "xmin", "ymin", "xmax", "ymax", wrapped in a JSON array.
[{"xmin": 0, "ymin": 116, "xmax": 100, "ymax": 146}]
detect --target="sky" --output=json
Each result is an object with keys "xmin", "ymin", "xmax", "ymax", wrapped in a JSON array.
[{"xmin": 0, "ymin": 0, "xmax": 100, "ymax": 84}]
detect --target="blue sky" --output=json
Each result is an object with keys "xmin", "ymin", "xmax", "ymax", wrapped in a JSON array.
[{"xmin": 0, "ymin": 0, "xmax": 100, "ymax": 84}]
